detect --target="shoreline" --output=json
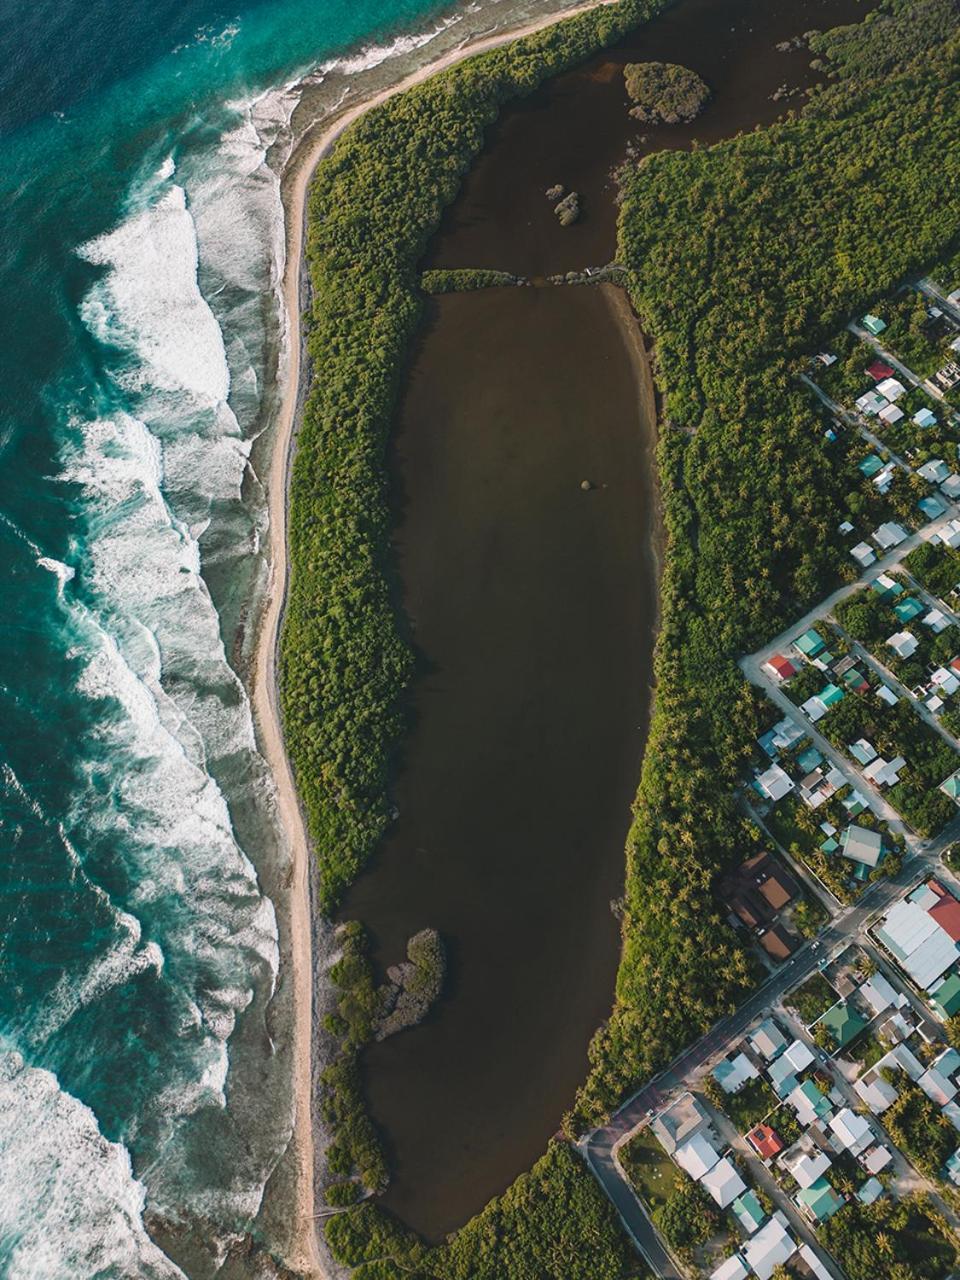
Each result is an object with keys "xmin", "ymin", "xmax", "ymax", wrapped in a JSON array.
[{"xmin": 250, "ymin": 0, "xmax": 626, "ymax": 1273}]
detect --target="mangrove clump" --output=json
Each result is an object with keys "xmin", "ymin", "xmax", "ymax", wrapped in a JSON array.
[{"xmin": 623, "ymin": 60, "xmax": 710, "ymax": 123}]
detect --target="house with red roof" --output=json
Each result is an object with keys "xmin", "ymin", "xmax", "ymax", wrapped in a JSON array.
[
  {"xmin": 764, "ymin": 654, "xmax": 798, "ymax": 682},
  {"xmin": 866, "ymin": 359, "xmax": 895, "ymax": 381},
  {"xmin": 747, "ymin": 1123, "xmax": 784, "ymax": 1160},
  {"xmin": 929, "ymin": 880, "xmax": 960, "ymax": 943}
]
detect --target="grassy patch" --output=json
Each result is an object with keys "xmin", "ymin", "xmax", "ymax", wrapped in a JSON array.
[{"xmin": 619, "ymin": 1126, "xmax": 677, "ymax": 1209}]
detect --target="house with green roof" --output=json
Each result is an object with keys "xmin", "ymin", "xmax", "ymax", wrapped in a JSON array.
[
  {"xmin": 732, "ymin": 1189, "xmax": 766, "ymax": 1235},
  {"xmin": 941, "ymin": 771, "xmax": 960, "ymax": 803},
  {"xmin": 795, "ymin": 629, "xmax": 826, "ymax": 658},
  {"xmin": 894, "ymin": 597, "xmax": 925, "ymax": 624},
  {"xmin": 859, "ymin": 453, "xmax": 884, "ymax": 478},
  {"xmin": 818, "ymin": 683, "xmax": 844, "ymax": 708},
  {"xmin": 862, "ymin": 313, "xmax": 887, "ymax": 335},
  {"xmin": 818, "ymin": 1001, "xmax": 868, "ymax": 1051},
  {"xmin": 796, "ymin": 1177, "xmax": 844, "ymax": 1223},
  {"xmin": 931, "ymin": 971, "xmax": 960, "ymax": 1019}
]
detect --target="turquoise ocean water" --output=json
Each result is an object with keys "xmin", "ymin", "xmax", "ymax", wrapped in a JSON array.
[{"xmin": 0, "ymin": 0, "xmax": 574, "ymax": 1272}]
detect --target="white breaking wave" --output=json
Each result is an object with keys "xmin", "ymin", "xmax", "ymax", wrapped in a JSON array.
[
  {"xmin": 51, "ymin": 134, "xmax": 292, "ymax": 1240},
  {"xmin": 80, "ymin": 183, "xmax": 230, "ymax": 403},
  {"xmin": 317, "ymin": 9, "xmax": 467, "ymax": 77},
  {"xmin": 0, "ymin": 1053, "xmax": 187, "ymax": 1280}
]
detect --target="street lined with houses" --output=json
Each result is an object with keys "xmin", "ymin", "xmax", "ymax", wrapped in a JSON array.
[{"xmin": 581, "ymin": 289, "xmax": 960, "ymax": 1279}]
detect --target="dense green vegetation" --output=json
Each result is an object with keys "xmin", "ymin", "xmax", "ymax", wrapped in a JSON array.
[
  {"xmin": 906, "ymin": 541, "xmax": 960, "ymax": 600},
  {"xmin": 884, "ymin": 1080, "xmax": 956, "ymax": 1180},
  {"xmin": 324, "ymin": 1142, "xmax": 645, "ymax": 1279},
  {"xmin": 282, "ymin": 0, "xmax": 671, "ymax": 912},
  {"xmin": 567, "ymin": 1, "xmax": 960, "ymax": 1127},
  {"xmin": 284, "ymin": 0, "xmax": 960, "ymax": 1268},
  {"xmin": 420, "ymin": 267, "xmax": 520, "ymax": 293},
  {"xmin": 651, "ymin": 1173, "xmax": 721, "ymax": 1254},
  {"xmin": 623, "ymin": 60, "xmax": 709, "ymax": 123},
  {"xmin": 818, "ymin": 1194, "xmax": 957, "ymax": 1280}
]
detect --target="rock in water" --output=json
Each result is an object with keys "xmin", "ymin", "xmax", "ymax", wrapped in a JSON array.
[
  {"xmin": 554, "ymin": 191, "xmax": 580, "ymax": 226},
  {"xmin": 545, "ymin": 183, "xmax": 565, "ymax": 202}
]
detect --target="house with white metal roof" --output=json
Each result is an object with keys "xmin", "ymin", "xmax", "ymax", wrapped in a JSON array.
[
  {"xmin": 743, "ymin": 1214, "xmax": 797, "ymax": 1280},
  {"xmin": 675, "ymin": 1131, "xmax": 721, "ymax": 1180},
  {"xmin": 702, "ymin": 1156, "xmax": 747, "ymax": 1208},
  {"xmin": 829, "ymin": 1107, "xmax": 873, "ymax": 1156}
]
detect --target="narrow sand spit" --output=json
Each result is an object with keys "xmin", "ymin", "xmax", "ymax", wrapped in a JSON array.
[{"xmin": 252, "ymin": 2, "xmax": 620, "ymax": 1272}]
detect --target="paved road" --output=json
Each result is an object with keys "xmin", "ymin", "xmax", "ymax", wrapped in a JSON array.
[
  {"xmin": 800, "ymin": 373, "xmax": 913, "ymax": 472},
  {"xmin": 848, "ymin": 320, "xmax": 947, "ymax": 405},
  {"xmin": 829, "ymin": 620, "xmax": 960, "ymax": 755},
  {"xmin": 581, "ymin": 840, "xmax": 960, "ymax": 1275},
  {"xmin": 581, "ymin": 505, "xmax": 960, "ymax": 1273}
]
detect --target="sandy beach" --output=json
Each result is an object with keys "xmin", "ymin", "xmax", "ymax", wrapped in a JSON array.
[{"xmin": 250, "ymin": 1, "xmax": 621, "ymax": 1272}]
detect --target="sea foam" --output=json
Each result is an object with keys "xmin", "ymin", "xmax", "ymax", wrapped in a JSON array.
[{"xmin": 0, "ymin": 1053, "xmax": 187, "ymax": 1280}]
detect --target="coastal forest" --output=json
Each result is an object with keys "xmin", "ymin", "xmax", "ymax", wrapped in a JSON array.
[{"xmin": 280, "ymin": 0, "xmax": 960, "ymax": 1273}]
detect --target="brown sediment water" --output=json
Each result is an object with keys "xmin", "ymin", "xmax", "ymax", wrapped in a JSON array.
[{"xmin": 340, "ymin": 0, "xmax": 876, "ymax": 1242}]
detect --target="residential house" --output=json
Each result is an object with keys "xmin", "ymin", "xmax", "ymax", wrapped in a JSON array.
[
  {"xmin": 828, "ymin": 1107, "xmax": 873, "ymax": 1156},
  {"xmin": 851, "ymin": 541, "xmax": 877, "ymax": 568},
  {"xmin": 862, "ymin": 313, "xmax": 887, "ymax": 335},
  {"xmin": 938, "ymin": 518, "xmax": 960, "ymax": 549},
  {"xmin": 867, "ymin": 359, "xmax": 894, "ymax": 381},
  {"xmin": 919, "ymin": 459, "xmax": 951, "ymax": 484},
  {"xmin": 798, "ymin": 1243, "xmax": 834, "ymax": 1280},
  {"xmin": 854, "ymin": 1068, "xmax": 899, "ymax": 1114},
  {"xmin": 732, "ymin": 1189, "xmax": 766, "ymax": 1235},
  {"xmin": 914, "ymin": 407, "xmax": 938, "ymax": 428},
  {"xmin": 877, "ymin": 683, "xmax": 900, "ymax": 705},
  {"xmin": 818, "ymin": 1001, "xmax": 868, "ymax": 1051},
  {"xmin": 877, "ymin": 376, "xmax": 907, "ymax": 401},
  {"xmin": 747, "ymin": 1124, "xmax": 784, "ymax": 1160},
  {"xmin": 875, "ymin": 1042, "xmax": 925, "ymax": 1082},
  {"xmin": 859, "ymin": 452, "xmax": 885, "ymax": 477},
  {"xmin": 651, "ymin": 1092, "xmax": 709, "ymax": 1154},
  {"xmin": 794, "ymin": 629, "xmax": 826, "ymax": 659},
  {"xmin": 757, "ymin": 764, "xmax": 794, "ymax": 802},
  {"xmin": 863, "ymin": 1144, "xmax": 893, "ymax": 1174},
  {"xmin": 918, "ymin": 1065, "xmax": 958, "ymax": 1106},
  {"xmin": 879, "ymin": 402, "xmax": 904, "ymax": 425},
  {"xmin": 858, "ymin": 1176, "xmax": 884, "ymax": 1204},
  {"xmin": 787, "ymin": 1079, "xmax": 834, "ymax": 1127},
  {"xmin": 887, "ymin": 630, "xmax": 919, "ymax": 658},
  {"xmin": 749, "ymin": 1019, "xmax": 787, "ymax": 1063},
  {"xmin": 763, "ymin": 654, "xmax": 798, "ymax": 682},
  {"xmin": 921, "ymin": 495, "xmax": 948, "ymax": 520},
  {"xmin": 873, "ymin": 521, "xmax": 908, "ymax": 550},
  {"xmin": 894, "ymin": 596, "xmax": 926, "ymax": 623},
  {"xmin": 782, "ymin": 1145, "xmax": 831, "ymax": 1188},
  {"xmin": 874, "ymin": 881, "xmax": 960, "ymax": 991},
  {"xmin": 945, "ymin": 1149, "xmax": 960, "ymax": 1187},
  {"xmin": 714, "ymin": 1052, "xmax": 761, "ymax": 1095},
  {"xmin": 941, "ymin": 473, "xmax": 960, "ymax": 499},
  {"xmin": 796, "ymin": 1178, "xmax": 844, "ymax": 1224},
  {"xmin": 862, "ymin": 755, "xmax": 906, "ymax": 788},
  {"xmin": 702, "ymin": 1157, "xmax": 747, "ymax": 1208},
  {"xmin": 849, "ymin": 738, "xmax": 877, "ymax": 766},
  {"xmin": 675, "ymin": 1131, "xmax": 721, "ymax": 1179},
  {"xmin": 743, "ymin": 1214, "xmax": 797, "ymax": 1280},
  {"xmin": 930, "ymin": 970, "xmax": 960, "ymax": 1018},
  {"xmin": 858, "ymin": 971, "xmax": 899, "ymax": 1016},
  {"xmin": 840, "ymin": 825, "xmax": 883, "ymax": 868},
  {"xmin": 711, "ymin": 1256, "xmax": 749, "ymax": 1280},
  {"xmin": 924, "ymin": 609, "xmax": 951, "ymax": 634},
  {"xmin": 931, "ymin": 666, "xmax": 959, "ymax": 695},
  {"xmin": 941, "ymin": 772, "xmax": 960, "ymax": 805},
  {"xmin": 856, "ymin": 390, "xmax": 888, "ymax": 416}
]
